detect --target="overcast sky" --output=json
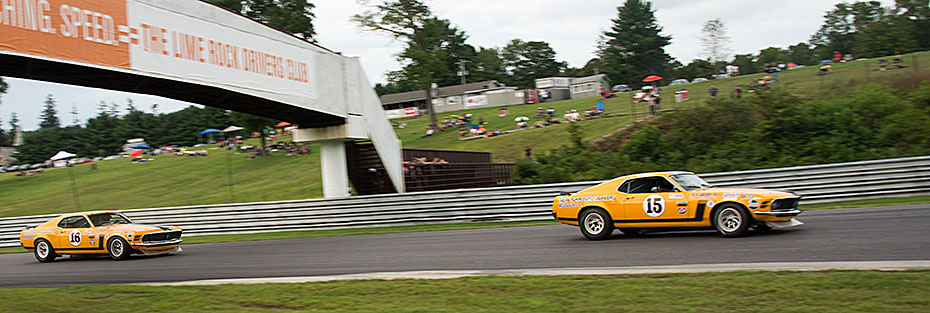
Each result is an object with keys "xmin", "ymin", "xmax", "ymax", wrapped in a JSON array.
[{"xmin": 0, "ymin": 0, "xmax": 895, "ymax": 131}]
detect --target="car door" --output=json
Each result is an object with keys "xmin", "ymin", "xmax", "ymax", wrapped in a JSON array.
[
  {"xmin": 620, "ymin": 176, "xmax": 690, "ymax": 222},
  {"xmin": 54, "ymin": 216, "xmax": 97, "ymax": 251}
]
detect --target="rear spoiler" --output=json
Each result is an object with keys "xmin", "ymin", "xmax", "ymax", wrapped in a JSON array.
[
  {"xmin": 23, "ymin": 224, "xmax": 38, "ymax": 230},
  {"xmin": 559, "ymin": 190, "xmax": 580, "ymax": 196}
]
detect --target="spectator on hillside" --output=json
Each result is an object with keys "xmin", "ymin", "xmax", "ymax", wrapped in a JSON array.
[
  {"xmin": 893, "ymin": 57, "xmax": 904, "ymax": 69},
  {"xmin": 734, "ymin": 86, "xmax": 743, "ymax": 99},
  {"xmin": 536, "ymin": 107, "xmax": 544, "ymax": 117},
  {"xmin": 422, "ymin": 126, "xmax": 435, "ymax": 138},
  {"xmin": 878, "ymin": 59, "xmax": 889, "ymax": 71},
  {"xmin": 819, "ymin": 63, "xmax": 832, "ymax": 75},
  {"xmin": 832, "ymin": 51, "xmax": 842, "ymax": 63},
  {"xmin": 546, "ymin": 107, "xmax": 556, "ymax": 116},
  {"xmin": 525, "ymin": 146, "xmax": 533, "ymax": 159},
  {"xmin": 708, "ymin": 86, "xmax": 719, "ymax": 98}
]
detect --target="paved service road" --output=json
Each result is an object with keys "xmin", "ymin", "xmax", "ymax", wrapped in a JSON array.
[{"xmin": 2, "ymin": 205, "xmax": 929, "ymax": 287}]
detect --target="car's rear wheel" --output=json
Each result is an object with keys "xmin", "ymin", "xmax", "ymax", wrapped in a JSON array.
[
  {"xmin": 34, "ymin": 239, "xmax": 57, "ymax": 263},
  {"xmin": 580, "ymin": 208, "xmax": 614, "ymax": 240},
  {"xmin": 713, "ymin": 204, "xmax": 752, "ymax": 237},
  {"xmin": 108, "ymin": 237, "xmax": 132, "ymax": 261}
]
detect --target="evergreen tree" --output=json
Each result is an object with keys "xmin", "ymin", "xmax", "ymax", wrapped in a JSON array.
[
  {"xmin": 501, "ymin": 39, "xmax": 566, "ymax": 88},
  {"xmin": 39, "ymin": 94, "xmax": 60, "ymax": 129},
  {"xmin": 600, "ymin": 0, "xmax": 673, "ymax": 88},
  {"xmin": 471, "ymin": 47, "xmax": 508, "ymax": 84}
]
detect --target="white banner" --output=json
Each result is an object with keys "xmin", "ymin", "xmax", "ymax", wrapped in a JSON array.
[{"xmin": 465, "ymin": 94, "xmax": 488, "ymax": 107}]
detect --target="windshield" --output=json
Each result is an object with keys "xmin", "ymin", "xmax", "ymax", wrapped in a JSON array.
[
  {"xmin": 668, "ymin": 174, "xmax": 714, "ymax": 191},
  {"xmin": 88, "ymin": 213, "xmax": 134, "ymax": 227}
]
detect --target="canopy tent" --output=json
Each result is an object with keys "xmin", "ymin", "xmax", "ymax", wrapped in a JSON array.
[
  {"xmin": 275, "ymin": 122, "xmax": 291, "ymax": 127},
  {"xmin": 131, "ymin": 144, "xmax": 151, "ymax": 149},
  {"xmin": 221, "ymin": 126, "xmax": 244, "ymax": 133},
  {"xmin": 642, "ymin": 75, "xmax": 663, "ymax": 82},
  {"xmin": 199, "ymin": 129, "xmax": 221, "ymax": 135},
  {"xmin": 50, "ymin": 151, "xmax": 77, "ymax": 160},
  {"xmin": 129, "ymin": 150, "xmax": 144, "ymax": 157}
]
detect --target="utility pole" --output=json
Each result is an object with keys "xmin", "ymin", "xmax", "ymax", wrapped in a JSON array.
[{"xmin": 456, "ymin": 60, "xmax": 470, "ymax": 85}]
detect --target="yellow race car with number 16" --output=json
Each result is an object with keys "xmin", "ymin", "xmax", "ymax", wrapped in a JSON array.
[
  {"xmin": 20, "ymin": 211, "xmax": 182, "ymax": 262},
  {"xmin": 552, "ymin": 172, "xmax": 803, "ymax": 240}
]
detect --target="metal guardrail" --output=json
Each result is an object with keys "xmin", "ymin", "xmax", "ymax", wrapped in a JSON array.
[{"xmin": 2, "ymin": 156, "xmax": 929, "ymax": 248}]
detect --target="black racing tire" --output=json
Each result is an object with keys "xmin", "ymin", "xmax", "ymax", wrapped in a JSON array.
[
  {"xmin": 108, "ymin": 237, "xmax": 132, "ymax": 261},
  {"xmin": 33, "ymin": 239, "xmax": 57, "ymax": 263},
  {"xmin": 579, "ymin": 208, "xmax": 614, "ymax": 240},
  {"xmin": 713, "ymin": 204, "xmax": 752, "ymax": 237},
  {"xmin": 618, "ymin": 228, "xmax": 642, "ymax": 236}
]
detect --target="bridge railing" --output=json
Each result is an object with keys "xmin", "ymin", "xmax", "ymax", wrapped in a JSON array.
[{"xmin": 2, "ymin": 156, "xmax": 928, "ymax": 248}]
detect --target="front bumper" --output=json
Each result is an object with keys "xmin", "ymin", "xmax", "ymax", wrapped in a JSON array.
[
  {"xmin": 130, "ymin": 238, "xmax": 183, "ymax": 247},
  {"xmin": 755, "ymin": 209, "xmax": 802, "ymax": 217}
]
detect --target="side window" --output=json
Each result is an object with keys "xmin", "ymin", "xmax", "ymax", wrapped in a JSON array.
[
  {"xmin": 57, "ymin": 216, "xmax": 90, "ymax": 228},
  {"xmin": 627, "ymin": 178, "xmax": 653, "ymax": 194},
  {"xmin": 628, "ymin": 177, "xmax": 679, "ymax": 194},
  {"xmin": 617, "ymin": 180, "xmax": 631, "ymax": 193},
  {"xmin": 71, "ymin": 217, "xmax": 91, "ymax": 228}
]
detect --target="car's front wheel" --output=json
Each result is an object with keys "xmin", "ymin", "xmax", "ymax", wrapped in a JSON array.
[
  {"xmin": 108, "ymin": 237, "xmax": 132, "ymax": 261},
  {"xmin": 580, "ymin": 208, "xmax": 614, "ymax": 240},
  {"xmin": 713, "ymin": 204, "xmax": 752, "ymax": 237},
  {"xmin": 33, "ymin": 239, "xmax": 57, "ymax": 263}
]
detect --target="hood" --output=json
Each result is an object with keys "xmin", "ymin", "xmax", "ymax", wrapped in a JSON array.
[
  {"xmin": 100, "ymin": 224, "xmax": 165, "ymax": 232},
  {"xmin": 707, "ymin": 187, "xmax": 797, "ymax": 198}
]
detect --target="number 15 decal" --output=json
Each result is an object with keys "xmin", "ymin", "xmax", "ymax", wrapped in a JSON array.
[{"xmin": 642, "ymin": 194, "xmax": 665, "ymax": 217}]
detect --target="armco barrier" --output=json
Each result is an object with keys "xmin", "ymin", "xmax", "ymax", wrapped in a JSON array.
[{"xmin": 2, "ymin": 156, "xmax": 929, "ymax": 248}]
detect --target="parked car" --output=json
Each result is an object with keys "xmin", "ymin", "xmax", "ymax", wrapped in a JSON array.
[
  {"xmin": 551, "ymin": 171, "xmax": 803, "ymax": 240},
  {"xmin": 20, "ymin": 211, "xmax": 183, "ymax": 262},
  {"xmin": 691, "ymin": 78, "xmax": 708, "ymax": 83},
  {"xmin": 611, "ymin": 84, "xmax": 632, "ymax": 93},
  {"xmin": 668, "ymin": 79, "xmax": 689, "ymax": 86},
  {"xmin": 713, "ymin": 74, "xmax": 731, "ymax": 79}
]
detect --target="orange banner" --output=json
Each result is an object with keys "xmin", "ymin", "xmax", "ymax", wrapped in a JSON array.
[{"xmin": 0, "ymin": 0, "xmax": 130, "ymax": 68}]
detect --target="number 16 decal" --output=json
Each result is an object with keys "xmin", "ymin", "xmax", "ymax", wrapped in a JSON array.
[{"xmin": 642, "ymin": 194, "xmax": 665, "ymax": 217}]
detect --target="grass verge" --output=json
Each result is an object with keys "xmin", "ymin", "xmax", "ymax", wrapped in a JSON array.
[{"xmin": 1, "ymin": 270, "xmax": 929, "ymax": 312}]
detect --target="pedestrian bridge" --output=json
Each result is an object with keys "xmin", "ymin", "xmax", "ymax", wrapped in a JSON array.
[{"xmin": 0, "ymin": 0, "xmax": 403, "ymax": 196}]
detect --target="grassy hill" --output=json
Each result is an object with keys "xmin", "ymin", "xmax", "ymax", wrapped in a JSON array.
[{"xmin": 1, "ymin": 51, "xmax": 927, "ymax": 217}]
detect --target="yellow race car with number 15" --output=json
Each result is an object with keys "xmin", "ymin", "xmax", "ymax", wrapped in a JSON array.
[
  {"xmin": 20, "ymin": 211, "xmax": 182, "ymax": 262},
  {"xmin": 552, "ymin": 172, "xmax": 803, "ymax": 240}
]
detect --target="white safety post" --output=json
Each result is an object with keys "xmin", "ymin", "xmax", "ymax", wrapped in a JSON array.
[{"xmin": 319, "ymin": 139, "xmax": 350, "ymax": 198}]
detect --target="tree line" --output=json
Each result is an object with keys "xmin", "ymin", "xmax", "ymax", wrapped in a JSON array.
[
  {"xmin": 368, "ymin": 0, "xmax": 930, "ymax": 95},
  {"xmin": 9, "ymin": 96, "xmax": 237, "ymax": 164}
]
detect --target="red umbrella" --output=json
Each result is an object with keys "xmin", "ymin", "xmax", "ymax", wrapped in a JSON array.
[
  {"xmin": 642, "ymin": 75, "xmax": 663, "ymax": 82},
  {"xmin": 275, "ymin": 122, "xmax": 291, "ymax": 127},
  {"xmin": 129, "ymin": 150, "xmax": 143, "ymax": 157}
]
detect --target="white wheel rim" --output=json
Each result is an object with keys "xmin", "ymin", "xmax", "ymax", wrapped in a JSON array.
[
  {"xmin": 584, "ymin": 212, "xmax": 605, "ymax": 234},
  {"xmin": 36, "ymin": 241, "xmax": 49, "ymax": 258},
  {"xmin": 717, "ymin": 208, "xmax": 742, "ymax": 232},
  {"xmin": 111, "ymin": 240, "xmax": 123, "ymax": 256}
]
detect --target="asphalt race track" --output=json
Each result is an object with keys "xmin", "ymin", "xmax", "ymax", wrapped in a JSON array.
[{"xmin": 2, "ymin": 205, "xmax": 929, "ymax": 287}]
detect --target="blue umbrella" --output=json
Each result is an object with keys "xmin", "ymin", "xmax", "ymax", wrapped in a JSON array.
[
  {"xmin": 131, "ymin": 144, "xmax": 151, "ymax": 149},
  {"xmin": 199, "ymin": 129, "xmax": 221, "ymax": 135}
]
